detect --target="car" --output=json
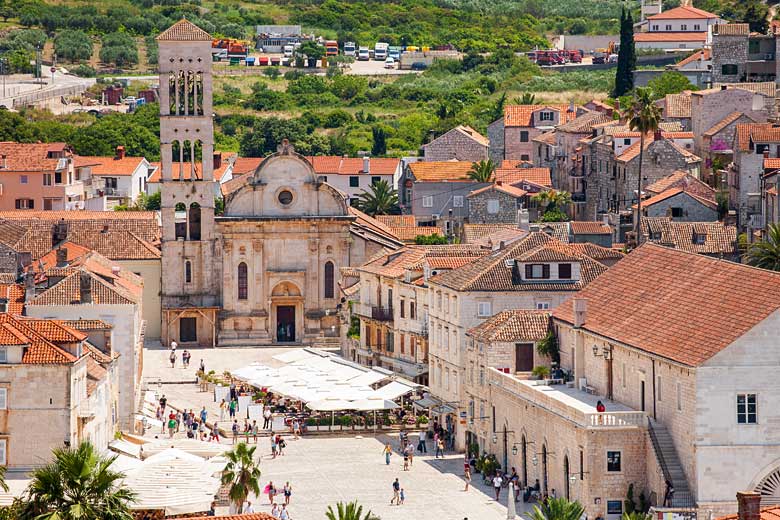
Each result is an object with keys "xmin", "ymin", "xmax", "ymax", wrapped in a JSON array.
[
  {"xmin": 410, "ymin": 62, "xmax": 428, "ymax": 71},
  {"xmin": 384, "ymin": 57, "xmax": 395, "ymax": 69},
  {"xmin": 608, "ymin": 54, "xmax": 619, "ymax": 63}
]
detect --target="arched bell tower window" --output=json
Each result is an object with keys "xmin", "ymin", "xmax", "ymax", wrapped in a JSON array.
[
  {"xmin": 189, "ymin": 202, "xmax": 201, "ymax": 241},
  {"xmin": 175, "ymin": 202, "xmax": 187, "ymax": 240},
  {"xmin": 237, "ymin": 262, "xmax": 248, "ymax": 300},
  {"xmin": 184, "ymin": 260, "xmax": 192, "ymax": 284},
  {"xmin": 324, "ymin": 261, "xmax": 335, "ymax": 299}
]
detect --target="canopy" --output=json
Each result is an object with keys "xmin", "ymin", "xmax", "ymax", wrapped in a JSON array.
[
  {"xmin": 373, "ymin": 381, "xmax": 417, "ymax": 400},
  {"xmin": 143, "ymin": 448, "xmax": 205, "ymax": 464},
  {"xmin": 350, "ymin": 398, "xmax": 399, "ymax": 411},
  {"xmin": 109, "ymin": 438, "xmax": 142, "ymax": 458},
  {"xmin": 307, "ymin": 399, "xmax": 355, "ymax": 411},
  {"xmin": 108, "ymin": 454, "xmax": 144, "ymax": 475}
]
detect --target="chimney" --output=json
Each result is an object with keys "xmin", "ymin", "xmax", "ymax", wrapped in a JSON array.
[
  {"xmin": 56, "ymin": 247, "xmax": 68, "ymax": 267},
  {"xmin": 363, "ymin": 156, "xmax": 370, "ymax": 174},
  {"xmin": 568, "ymin": 100, "xmax": 575, "ymax": 113},
  {"xmin": 213, "ymin": 152, "xmax": 222, "ymax": 170},
  {"xmin": 115, "ymin": 146, "xmax": 125, "ymax": 160},
  {"xmin": 753, "ymin": 94, "xmax": 765, "ymax": 112},
  {"xmin": 111, "ymin": 265, "xmax": 121, "ymax": 276},
  {"xmin": 79, "ymin": 272, "xmax": 92, "ymax": 304},
  {"xmin": 764, "ymin": 151, "xmax": 770, "ymax": 160},
  {"xmin": 737, "ymin": 492, "xmax": 761, "ymax": 520},
  {"xmin": 497, "ymin": 180, "xmax": 503, "ymax": 186},
  {"xmin": 573, "ymin": 298, "xmax": 587, "ymax": 328},
  {"xmin": 517, "ymin": 208, "xmax": 530, "ymax": 231},
  {"xmin": 24, "ymin": 272, "xmax": 35, "ymax": 302}
]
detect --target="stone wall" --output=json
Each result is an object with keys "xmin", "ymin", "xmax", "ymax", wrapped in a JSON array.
[
  {"xmin": 711, "ymin": 34, "xmax": 748, "ymax": 84},
  {"xmin": 691, "ymin": 89, "xmax": 761, "ymax": 155},
  {"xmin": 505, "ymin": 127, "xmax": 541, "ymax": 162},
  {"xmin": 488, "ymin": 119, "xmax": 505, "ymax": 163},
  {"xmin": 468, "ymin": 188, "xmax": 520, "ymax": 224},
  {"xmin": 425, "ymin": 129, "xmax": 488, "ymax": 162},
  {"xmin": 644, "ymin": 192, "xmax": 718, "ymax": 222}
]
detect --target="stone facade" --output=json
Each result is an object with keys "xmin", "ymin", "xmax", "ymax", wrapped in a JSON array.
[
  {"xmin": 467, "ymin": 187, "xmax": 521, "ymax": 224},
  {"xmin": 711, "ymin": 34, "xmax": 748, "ymax": 84},
  {"xmin": 690, "ymin": 88, "xmax": 766, "ymax": 157},
  {"xmin": 423, "ymin": 126, "xmax": 489, "ymax": 162},
  {"xmin": 487, "ymin": 119, "xmax": 505, "ymax": 163},
  {"xmin": 642, "ymin": 191, "xmax": 718, "ymax": 221}
]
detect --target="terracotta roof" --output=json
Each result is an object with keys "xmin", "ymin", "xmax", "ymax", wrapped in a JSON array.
[
  {"xmin": 648, "ymin": 6, "xmax": 719, "ymax": 20},
  {"xmin": 431, "ymin": 232, "xmax": 608, "ymax": 292},
  {"xmin": 736, "ymin": 123, "xmax": 774, "ymax": 151},
  {"xmin": 569, "ymin": 221, "xmax": 612, "ymax": 235},
  {"xmin": 306, "ymin": 156, "xmax": 399, "ymax": 176},
  {"xmin": 675, "ymin": 49, "xmax": 710, "ymax": 69},
  {"xmin": 568, "ymin": 243, "xmax": 625, "ymax": 262},
  {"xmin": 557, "ymin": 111, "xmax": 613, "ymax": 133},
  {"xmin": 467, "ymin": 183, "xmax": 527, "ymax": 199},
  {"xmin": 388, "ymin": 226, "xmax": 442, "ymax": 242},
  {"xmin": 634, "ymin": 186, "xmax": 717, "ymax": 210},
  {"xmin": 22, "ymin": 318, "xmax": 87, "ymax": 342},
  {"xmin": 59, "ymin": 319, "xmax": 112, "ymax": 331},
  {"xmin": 0, "ymin": 314, "xmax": 78, "ymax": 364},
  {"xmin": 425, "ymin": 256, "xmax": 482, "ymax": 270},
  {"xmin": 470, "ymin": 227, "xmax": 528, "ymax": 249},
  {"xmin": 750, "ymin": 126, "xmax": 780, "ymax": 143},
  {"xmin": 644, "ymin": 170, "xmax": 716, "ymax": 201},
  {"xmin": 423, "ymin": 125, "xmax": 489, "ymax": 148},
  {"xmin": 616, "ymin": 136, "xmax": 700, "ymax": 164},
  {"xmin": 0, "ymin": 220, "xmax": 27, "ymax": 249},
  {"xmin": 408, "ymin": 161, "xmax": 476, "ymax": 182},
  {"xmin": 65, "ymin": 230, "xmax": 161, "ymax": 260},
  {"xmin": 0, "ymin": 283, "xmax": 24, "ymax": 315},
  {"xmin": 494, "ymin": 167, "xmax": 552, "ymax": 188},
  {"xmin": 552, "ymin": 243, "xmax": 778, "ymax": 367},
  {"xmin": 717, "ymin": 506, "xmax": 780, "ymax": 520},
  {"xmin": 532, "ymin": 131, "xmax": 558, "ymax": 145},
  {"xmin": 503, "ymin": 104, "xmax": 580, "ymax": 128},
  {"xmin": 0, "ymin": 142, "xmax": 70, "ymax": 172},
  {"xmin": 641, "ymin": 217, "xmax": 736, "ymax": 255},
  {"xmin": 467, "ymin": 309, "xmax": 551, "ymax": 343},
  {"xmin": 714, "ymin": 82, "xmax": 776, "ymax": 98},
  {"xmin": 86, "ymin": 355, "xmax": 106, "ymax": 396},
  {"xmin": 73, "ymin": 156, "xmax": 147, "ymax": 176},
  {"xmin": 518, "ymin": 244, "xmax": 582, "ymax": 263},
  {"xmin": 765, "ymin": 158, "xmax": 780, "ymax": 170},
  {"xmin": 347, "ymin": 207, "xmax": 404, "ymax": 248},
  {"xmin": 0, "ymin": 211, "xmax": 157, "ymax": 221},
  {"xmin": 231, "ymin": 157, "xmax": 263, "ymax": 176},
  {"xmin": 375, "ymin": 215, "xmax": 416, "ymax": 227},
  {"xmin": 537, "ymin": 222, "xmax": 570, "ymax": 242},
  {"xmin": 358, "ymin": 245, "xmax": 486, "ymax": 279},
  {"xmin": 703, "ymin": 112, "xmax": 751, "ymax": 138},
  {"xmin": 713, "ymin": 23, "xmax": 750, "ymax": 36},
  {"xmin": 156, "ymin": 19, "xmax": 212, "ymax": 41},
  {"xmin": 29, "ymin": 271, "xmax": 138, "ymax": 306},
  {"xmin": 148, "ymin": 155, "xmax": 234, "ymax": 182},
  {"xmin": 220, "ymin": 172, "xmax": 250, "ymax": 197},
  {"xmin": 634, "ymin": 32, "xmax": 707, "ymax": 43},
  {"xmin": 461, "ymin": 224, "xmax": 520, "ymax": 243}
]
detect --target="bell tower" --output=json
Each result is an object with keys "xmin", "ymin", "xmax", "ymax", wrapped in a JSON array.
[{"xmin": 157, "ymin": 19, "xmax": 220, "ymax": 347}]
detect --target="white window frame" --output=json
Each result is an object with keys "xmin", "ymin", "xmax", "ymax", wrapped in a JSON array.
[
  {"xmin": 487, "ymin": 199, "xmax": 500, "ymax": 214},
  {"xmin": 0, "ymin": 348, "xmax": 6, "ymax": 363},
  {"xmin": 0, "ymin": 439, "xmax": 6, "ymax": 465},
  {"xmin": 43, "ymin": 174, "xmax": 52, "ymax": 186},
  {"xmin": 737, "ymin": 393, "xmax": 757, "ymax": 424},
  {"xmin": 477, "ymin": 301, "xmax": 492, "ymax": 317},
  {"xmin": 536, "ymin": 302, "xmax": 550, "ymax": 310},
  {"xmin": 422, "ymin": 196, "xmax": 433, "ymax": 208},
  {"xmin": 453, "ymin": 195, "xmax": 464, "ymax": 207},
  {"xmin": 20, "ymin": 175, "xmax": 28, "ymax": 185},
  {"xmin": 0, "ymin": 389, "xmax": 7, "ymax": 410},
  {"xmin": 539, "ymin": 111, "xmax": 554, "ymax": 122}
]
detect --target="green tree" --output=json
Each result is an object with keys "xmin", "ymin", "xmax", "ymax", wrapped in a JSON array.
[
  {"xmin": 295, "ymin": 40, "xmax": 325, "ymax": 66},
  {"xmin": 646, "ymin": 72, "xmax": 697, "ymax": 99},
  {"xmin": 221, "ymin": 442, "xmax": 261, "ymax": 515},
  {"xmin": 613, "ymin": 7, "xmax": 636, "ymax": 97},
  {"xmin": 355, "ymin": 179, "xmax": 399, "ymax": 216},
  {"xmin": 99, "ymin": 32, "xmax": 138, "ymax": 67},
  {"xmin": 491, "ymin": 91, "xmax": 506, "ymax": 122},
  {"xmin": 526, "ymin": 497, "xmax": 585, "ymax": 520},
  {"xmin": 326, "ymin": 501, "xmax": 380, "ymax": 520},
  {"xmin": 415, "ymin": 234, "xmax": 448, "ymax": 245},
  {"xmin": 623, "ymin": 512, "xmax": 652, "ymax": 520},
  {"xmin": 736, "ymin": 0, "xmax": 769, "ymax": 34},
  {"xmin": 467, "ymin": 159, "xmax": 496, "ymax": 182},
  {"xmin": 371, "ymin": 126, "xmax": 387, "ymax": 156},
  {"xmin": 627, "ymin": 87, "xmax": 662, "ymax": 246},
  {"xmin": 513, "ymin": 92, "xmax": 537, "ymax": 105},
  {"xmin": 54, "ymin": 30, "xmax": 93, "ymax": 62},
  {"xmin": 747, "ymin": 223, "xmax": 780, "ymax": 271},
  {"xmin": 18, "ymin": 442, "xmax": 135, "ymax": 520}
]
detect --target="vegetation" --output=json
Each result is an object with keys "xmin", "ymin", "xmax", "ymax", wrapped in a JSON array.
[
  {"xmin": 533, "ymin": 190, "xmax": 572, "ymax": 222},
  {"xmin": 354, "ymin": 179, "xmax": 400, "ymax": 216},
  {"xmin": 414, "ymin": 234, "xmax": 449, "ymax": 245},
  {"xmin": 468, "ymin": 159, "xmax": 496, "ymax": 183},
  {"xmin": 747, "ymin": 224, "xmax": 780, "ymax": 271},
  {"xmin": 536, "ymin": 331, "xmax": 559, "ymax": 363},
  {"xmin": 115, "ymin": 191, "xmax": 161, "ymax": 212},
  {"xmin": 18, "ymin": 442, "xmax": 135, "ymax": 520},
  {"xmin": 99, "ymin": 32, "xmax": 138, "ymax": 67},
  {"xmin": 526, "ymin": 497, "xmax": 585, "ymax": 520},
  {"xmin": 646, "ymin": 72, "xmax": 698, "ymax": 99},
  {"xmin": 613, "ymin": 7, "xmax": 636, "ymax": 98},
  {"xmin": 54, "ymin": 30, "xmax": 93, "ymax": 62},
  {"xmin": 627, "ymin": 87, "xmax": 662, "ymax": 246},
  {"xmin": 221, "ymin": 442, "xmax": 262, "ymax": 515},
  {"xmin": 325, "ymin": 500, "xmax": 379, "ymax": 520},
  {"xmin": 532, "ymin": 365, "xmax": 550, "ymax": 379}
]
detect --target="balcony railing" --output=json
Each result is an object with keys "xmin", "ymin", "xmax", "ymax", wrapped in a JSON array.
[
  {"xmin": 371, "ymin": 306, "xmax": 394, "ymax": 322},
  {"xmin": 584, "ymin": 411, "xmax": 647, "ymax": 428}
]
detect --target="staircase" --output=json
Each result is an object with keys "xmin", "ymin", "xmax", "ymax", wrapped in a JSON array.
[{"xmin": 648, "ymin": 419, "xmax": 695, "ymax": 508}]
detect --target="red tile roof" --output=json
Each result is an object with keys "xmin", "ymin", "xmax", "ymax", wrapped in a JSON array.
[
  {"xmin": 712, "ymin": 23, "xmax": 750, "ymax": 36},
  {"xmin": 644, "ymin": 170, "xmax": 716, "ymax": 202},
  {"xmin": 74, "ymin": 156, "xmax": 147, "ymax": 176},
  {"xmin": 494, "ymin": 167, "xmax": 552, "ymax": 188},
  {"xmin": 231, "ymin": 157, "xmax": 263, "ymax": 176},
  {"xmin": 703, "ymin": 112, "xmax": 752, "ymax": 138},
  {"xmin": 553, "ymin": 243, "xmax": 780, "ymax": 367},
  {"xmin": 0, "ymin": 314, "xmax": 78, "ymax": 364},
  {"xmin": 375, "ymin": 215, "xmax": 416, "ymax": 227},
  {"xmin": 634, "ymin": 186, "xmax": 717, "ymax": 210},
  {"xmin": 765, "ymin": 158, "xmax": 780, "ymax": 170},
  {"xmin": 467, "ymin": 309, "xmax": 551, "ymax": 343},
  {"xmin": 0, "ymin": 142, "xmax": 70, "ymax": 172},
  {"xmin": 717, "ymin": 507, "xmax": 780, "ymax": 520},
  {"xmin": 306, "ymin": 156, "xmax": 399, "ymax": 176},
  {"xmin": 388, "ymin": 226, "xmax": 442, "ymax": 242},
  {"xmin": 467, "ymin": 183, "xmax": 527, "ymax": 199},
  {"xmin": 634, "ymin": 32, "xmax": 707, "ymax": 43},
  {"xmin": 641, "ymin": 217, "xmax": 736, "ymax": 255},
  {"xmin": 675, "ymin": 49, "xmax": 710, "ymax": 69},
  {"xmin": 503, "ymin": 105, "xmax": 580, "ymax": 128},
  {"xmin": 148, "ymin": 155, "xmax": 234, "ymax": 182},
  {"xmin": 569, "ymin": 221, "xmax": 611, "ymax": 235},
  {"xmin": 568, "ymin": 243, "xmax": 625, "ymax": 262},
  {"xmin": 156, "ymin": 19, "xmax": 212, "ymax": 41},
  {"xmin": 0, "ymin": 283, "xmax": 24, "ymax": 315},
  {"xmin": 461, "ymin": 224, "xmax": 521, "ymax": 243},
  {"xmin": 648, "ymin": 5, "xmax": 719, "ymax": 19},
  {"xmin": 408, "ymin": 161, "xmax": 476, "ymax": 182},
  {"xmin": 358, "ymin": 245, "xmax": 486, "ymax": 279}
]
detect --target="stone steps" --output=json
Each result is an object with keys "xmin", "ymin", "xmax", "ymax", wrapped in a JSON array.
[{"xmin": 649, "ymin": 419, "xmax": 694, "ymax": 508}]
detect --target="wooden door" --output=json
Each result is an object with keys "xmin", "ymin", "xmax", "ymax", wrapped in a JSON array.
[
  {"xmin": 179, "ymin": 317, "xmax": 197, "ymax": 343},
  {"xmin": 515, "ymin": 343, "xmax": 534, "ymax": 372}
]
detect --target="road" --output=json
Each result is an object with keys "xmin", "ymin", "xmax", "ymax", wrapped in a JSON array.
[{"xmin": 0, "ymin": 67, "xmax": 95, "ymax": 110}]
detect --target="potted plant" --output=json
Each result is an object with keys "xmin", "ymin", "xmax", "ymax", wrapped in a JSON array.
[{"xmin": 532, "ymin": 365, "xmax": 550, "ymax": 380}]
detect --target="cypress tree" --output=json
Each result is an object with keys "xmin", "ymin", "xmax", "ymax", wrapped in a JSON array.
[{"xmin": 613, "ymin": 7, "xmax": 636, "ymax": 97}]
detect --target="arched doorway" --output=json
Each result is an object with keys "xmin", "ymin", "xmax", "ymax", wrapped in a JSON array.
[
  {"xmin": 271, "ymin": 281, "xmax": 302, "ymax": 343},
  {"xmin": 756, "ymin": 468, "xmax": 780, "ymax": 505},
  {"xmin": 563, "ymin": 455, "xmax": 570, "ymax": 500},
  {"xmin": 521, "ymin": 435, "xmax": 528, "ymax": 487},
  {"xmin": 542, "ymin": 444, "xmax": 549, "ymax": 495}
]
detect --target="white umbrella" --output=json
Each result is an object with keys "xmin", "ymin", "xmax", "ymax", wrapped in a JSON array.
[
  {"xmin": 350, "ymin": 398, "xmax": 399, "ymax": 411},
  {"xmin": 123, "ymin": 458, "xmax": 220, "ymax": 515},
  {"xmin": 143, "ymin": 448, "xmax": 205, "ymax": 464}
]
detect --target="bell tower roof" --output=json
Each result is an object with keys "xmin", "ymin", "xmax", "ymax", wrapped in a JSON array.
[{"xmin": 156, "ymin": 18, "xmax": 212, "ymax": 42}]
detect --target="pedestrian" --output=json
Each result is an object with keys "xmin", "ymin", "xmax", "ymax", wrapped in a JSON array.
[
  {"xmin": 265, "ymin": 481, "xmax": 276, "ymax": 504},
  {"xmin": 435, "ymin": 438, "xmax": 444, "ymax": 458},
  {"xmin": 417, "ymin": 432, "xmax": 426, "ymax": 453},
  {"xmin": 263, "ymin": 406, "xmax": 272, "ymax": 429},
  {"xmin": 159, "ymin": 394, "xmax": 167, "ymax": 412},
  {"xmin": 271, "ymin": 435, "xmax": 278, "ymax": 458},
  {"xmin": 271, "ymin": 504, "xmax": 280, "ymax": 519},
  {"xmin": 383, "ymin": 443, "xmax": 392, "ymax": 465},
  {"xmin": 399, "ymin": 487, "xmax": 405, "ymax": 505},
  {"xmin": 403, "ymin": 449, "xmax": 409, "ymax": 471},
  {"xmin": 200, "ymin": 406, "xmax": 208, "ymax": 425},
  {"xmin": 232, "ymin": 420, "xmax": 239, "ymax": 444},
  {"xmin": 464, "ymin": 466, "xmax": 471, "ymax": 491},
  {"xmin": 199, "ymin": 358, "xmax": 205, "ymax": 373},
  {"xmin": 170, "ymin": 340, "xmax": 177, "ymax": 352},
  {"xmin": 279, "ymin": 504, "xmax": 290, "ymax": 520},
  {"xmin": 182, "ymin": 349, "xmax": 190, "ymax": 368},
  {"xmin": 664, "ymin": 479, "xmax": 675, "ymax": 507},
  {"xmin": 269, "ymin": 482, "xmax": 277, "ymax": 505},
  {"xmin": 292, "ymin": 418, "xmax": 300, "ymax": 439},
  {"xmin": 176, "ymin": 410, "xmax": 183, "ymax": 432},
  {"xmin": 283, "ymin": 482, "xmax": 292, "ymax": 505},
  {"xmin": 277, "ymin": 434, "xmax": 285, "ymax": 455},
  {"xmin": 390, "ymin": 478, "xmax": 400, "ymax": 505},
  {"xmin": 406, "ymin": 442, "xmax": 414, "ymax": 466},
  {"xmin": 169, "ymin": 350, "xmax": 176, "ymax": 368},
  {"xmin": 252, "ymin": 420, "xmax": 259, "ymax": 443},
  {"xmin": 493, "ymin": 473, "xmax": 503, "ymax": 501},
  {"xmin": 167, "ymin": 415, "xmax": 176, "ymax": 438},
  {"xmin": 229, "ymin": 398, "xmax": 237, "ymax": 419},
  {"xmin": 229, "ymin": 381, "xmax": 237, "ymax": 401},
  {"xmin": 596, "ymin": 399, "xmax": 605, "ymax": 425},
  {"xmin": 219, "ymin": 398, "xmax": 227, "ymax": 421},
  {"xmin": 244, "ymin": 500, "xmax": 254, "ymax": 513}
]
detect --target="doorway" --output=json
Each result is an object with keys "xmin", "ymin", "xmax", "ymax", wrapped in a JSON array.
[
  {"xmin": 180, "ymin": 317, "xmax": 197, "ymax": 343},
  {"xmin": 563, "ymin": 455, "xmax": 570, "ymax": 499},
  {"xmin": 542, "ymin": 444, "xmax": 549, "ymax": 495},
  {"xmin": 640, "ymin": 380, "xmax": 646, "ymax": 412},
  {"xmin": 276, "ymin": 305, "xmax": 296, "ymax": 342},
  {"xmin": 515, "ymin": 343, "xmax": 534, "ymax": 372}
]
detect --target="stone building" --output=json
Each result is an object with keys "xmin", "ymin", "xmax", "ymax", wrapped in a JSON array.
[
  {"xmin": 641, "ymin": 217, "xmax": 738, "ymax": 260},
  {"xmin": 467, "ymin": 182, "xmax": 528, "ymax": 224},
  {"xmin": 729, "ymin": 123, "xmax": 779, "ymax": 231},
  {"xmin": 711, "ymin": 23, "xmax": 776, "ymax": 84},
  {"xmin": 635, "ymin": 187, "xmax": 719, "ymax": 222},
  {"xmin": 422, "ymin": 125, "xmax": 489, "ymax": 163}
]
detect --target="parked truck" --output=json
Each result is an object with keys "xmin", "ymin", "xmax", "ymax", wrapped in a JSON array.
[
  {"xmin": 388, "ymin": 46, "xmax": 402, "ymax": 61},
  {"xmin": 374, "ymin": 42, "xmax": 389, "ymax": 60},
  {"xmin": 344, "ymin": 41, "xmax": 356, "ymax": 56},
  {"xmin": 325, "ymin": 40, "xmax": 339, "ymax": 56},
  {"xmin": 357, "ymin": 46, "xmax": 370, "ymax": 61}
]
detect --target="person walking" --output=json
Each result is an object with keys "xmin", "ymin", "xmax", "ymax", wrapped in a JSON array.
[
  {"xmin": 464, "ymin": 466, "xmax": 472, "ymax": 491},
  {"xmin": 435, "ymin": 438, "xmax": 444, "ymax": 459},
  {"xmin": 292, "ymin": 418, "xmax": 300, "ymax": 439},
  {"xmin": 252, "ymin": 420, "xmax": 259, "ymax": 443},
  {"xmin": 271, "ymin": 504, "xmax": 280, "ymax": 518},
  {"xmin": 170, "ymin": 340, "xmax": 177, "ymax": 352},
  {"xmin": 493, "ymin": 473, "xmax": 503, "ymax": 501},
  {"xmin": 199, "ymin": 358, "xmax": 205, "ymax": 373},
  {"xmin": 390, "ymin": 478, "xmax": 400, "ymax": 505},
  {"xmin": 244, "ymin": 501, "xmax": 255, "ymax": 513},
  {"xmin": 279, "ymin": 504, "xmax": 290, "ymax": 520},
  {"xmin": 271, "ymin": 435, "xmax": 278, "ymax": 459},
  {"xmin": 169, "ymin": 350, "xmax": 176, "ymax": 368},
  {"xmin": 382, "ymin": 443, "xmax": 392, "ymax": 465},
  {"xmin": 159, "ymin": 394, "xmax": 167, "ymax": 412},
  {"xmin": 417, "ymin": 432, "xmax": 427, "ymax": 453},
  {"xmin": 167, "ymin": 415, "xmax": 176, "ymax": 438},
  {"xmin": 219, "ymin": 399, "xmax": 227, "ymax": 421},
  {"xmin": 229, "ymin": 398, "xmax": 237, "ymax": 419},
  {"xmin": 283, "ymin": 482, "xmax": 292, "ymax": 505},
  {"xmin": 263, "ymin": 406, "xmax": 272, "ymax": 429},
  {"xmin": 231, "ymin": 420, "xmax": 239, "ymax": 444},
  {"xmin": 200, "ymin": 406, "xmax": 208, "ymax": 425},
  {"xmin": 403, "ymin": 448, "xmax": 409, "ymax": 471},
  {"xmin": 182, "ymin": 349, "xmax": 190, "ymax": 368},
  {"xmin": 399, "ymin": 487, "xmax": 405, "ymax": 505},
  {"xmin": 276, "ymin": 434, "xmax": 285, "ymax": 456},
  {"xmin": 406, "ymin": 442, "xmax": 414, "ymax": 467},
  {"xmin": 266, "ymin": 481, "xmax": 276, "ymax": 505}
]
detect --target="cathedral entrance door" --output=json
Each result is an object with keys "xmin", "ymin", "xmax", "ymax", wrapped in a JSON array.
[{"xmin": 277, "ymin": 305, "xmax": 296, "ymax": 342}]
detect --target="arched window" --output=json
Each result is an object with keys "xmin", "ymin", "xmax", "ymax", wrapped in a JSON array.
[
  {"xmin": 184, "ymin": 260, "xmax": 192, "ymax": 284},
  {"xmin": 324, "ymin": 261, "xmax": 335, "ymax": 299},
  {"xmin": 175, "ymin": 202, "xmax": 187, "ymax": 240},
  {"xmin": 189, "ymin": 202, "xmax": 201, "ymax": 241},
  {"xmin": 237, "ymin": 262, "xmax": 248, "ymax": 300}
]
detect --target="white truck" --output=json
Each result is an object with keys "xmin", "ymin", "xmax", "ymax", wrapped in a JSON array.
[
  {"xmin": 283, "ymin": 45, "xmax": 295, "ymax": 58},
  {"xmin": 344, "ymin": 41, "xmax": 356, "ymax": 56},
  {"xmin": 374, "ymin": 42, "xmax": 389, "ymax": 60},
  {"xmin": 357, "ymin": 46, "xmax": 370, "ymax": 61}
]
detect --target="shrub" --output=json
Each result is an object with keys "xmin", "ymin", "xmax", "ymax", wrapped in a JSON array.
[
  {"xmin": 263, "ymin": 67, "xmax": 281, "ymax": 79},
  {"xmin": 55, "ymin": 30, "xmax": 93, "ymax": 62},
  {"xmin": 532, "ymin": 365, "xmax": 550, "ymax": 379},
  {"xmin": 70, "ymin": 64, "xmax": 96, "ymax": 77},
  {"xmin": 324, "ymin": 110, "xmax": 353, "ymax": 128},
  {"xmin": 99, "ymin": 32, "xmax": 138, "ymax": 67}
]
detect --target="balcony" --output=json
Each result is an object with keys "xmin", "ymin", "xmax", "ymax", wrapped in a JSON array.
[
  {"xmin": 371, "ymin": 306, "xmax": 394, "ymax": 322},
  {"xmin": 379, "ymin": 354, "xmax": 428, "ymax": 378},
  {"xmin": 489, "ymin": 368, "xmax": 646, "ymax": 430}
]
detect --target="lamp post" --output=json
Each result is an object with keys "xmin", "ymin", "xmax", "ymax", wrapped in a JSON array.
[{"xmin": 491, "ymin": 424, "xmax": 515, "ymax": 472}]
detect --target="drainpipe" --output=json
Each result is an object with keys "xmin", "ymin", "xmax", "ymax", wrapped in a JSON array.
[{"xmin": 652, "ymin": 358, "xmax": 657, "ymax": 420}]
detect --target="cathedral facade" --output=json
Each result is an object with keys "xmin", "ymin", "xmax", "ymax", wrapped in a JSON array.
[{"xmin": 157, "ymin": 20, "xmax": 399, "ymax": 348}]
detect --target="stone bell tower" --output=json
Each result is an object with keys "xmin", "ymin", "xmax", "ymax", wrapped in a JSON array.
[{"xmin": 156, "ymin": 19, "xmax": 220, "ymax": 347}]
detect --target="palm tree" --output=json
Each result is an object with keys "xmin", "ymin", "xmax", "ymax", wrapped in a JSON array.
[
  {"xmin": 326, "ymin": 501, "xmax": 380, "ymax": 520},
  {"xmin": 526, "ymin": 497, "xmax": 585, "ymax": 520},
  {"xmin": 623, "ymin": 512, "xmax": 652, "ymax": 520},
  {"xmin": 532, "ymin": 190, "xmax": 572, "ymax": 220},
  {"xmin": 747, "ymin": 223, "xmax": 780, "ymax": 271},
  {"xmin": 18, "ymin": 442, "xmax": 135, "ymax": 520},
  {"xmin": 468, "ymin": 159, "xmax": 496, "ymax": 183},
  {"xmin": 628, "ymin": 87, "xmax": 662, "ymax": 246},
  {"xmin": 221, "ymin": 442, "xmax": 262, "ymax": 514},
  {"xmin": 355, "ymin": 179, "xmax": 399, "ymax": 216},
  {"xmin": 513, "ymin": 92, "xmax": 537, "ymax": 105}
]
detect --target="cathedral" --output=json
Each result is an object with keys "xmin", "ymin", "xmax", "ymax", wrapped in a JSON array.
[{"xmin": 156, "ymin": 20, "xmax": 400, "ymax": 348}]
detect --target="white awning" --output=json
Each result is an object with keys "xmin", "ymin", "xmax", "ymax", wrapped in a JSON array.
[
  {"xmin": 350, "ymin": 398, "xmax": 399, "ymax": 411},
  {"xmin": 307, "ymin": 399, "xmax": 355, "ymax": 411},
  {"xmin": 373, "ymin": 380, "xmax": 417, "ymax": 400},
  {"xmin": 123, "ymin": 458, "xmax": 221, "ymax": 515}
]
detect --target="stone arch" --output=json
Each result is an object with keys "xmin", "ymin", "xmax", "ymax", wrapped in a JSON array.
[
  {"xmin": 563, "ymin": 453, "xmax": 571, "ymax": 500},
  {"xmin": 189, "ymin": 202, "xmax": 201, "ymax": 241},
  {"xmin": 754, "ymin": 465, "xmax": 780, "ymax": 506},
  {"xmin": 271, "ymin": 281, "xmax": 302, "ymax": 298},
  {"xmin": 174, "ymin": 202, "xmax": 187, "ymax": 240}
]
